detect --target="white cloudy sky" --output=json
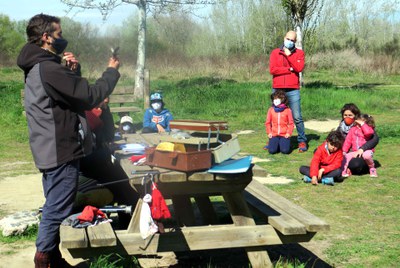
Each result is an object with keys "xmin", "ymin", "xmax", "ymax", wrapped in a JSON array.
[{"xmin": 2, "ymin": 0, "xmax": 135, "ymax": 27}]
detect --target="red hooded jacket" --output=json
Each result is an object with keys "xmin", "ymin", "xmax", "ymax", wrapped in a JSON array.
[
  {"xmin": 310, "ymin": 141, "xmax": 343, "ymax": 178},
  {"xmin": 269, "ymin": 46, "xmax": 305, "ymax": 89}
]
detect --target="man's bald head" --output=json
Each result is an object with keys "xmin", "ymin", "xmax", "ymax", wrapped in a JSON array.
[{"xmin": 285, "ymin": 31, "xmax": 297, "ymax": 42}]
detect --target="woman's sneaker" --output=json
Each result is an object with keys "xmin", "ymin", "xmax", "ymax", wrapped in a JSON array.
[
  {"xmin": 341, "ymin": 168, "xmax": 352, "ymax": 178},
  {"xmin": 370, "ymin": 168, "xmax": 378, "ymax": 177}
]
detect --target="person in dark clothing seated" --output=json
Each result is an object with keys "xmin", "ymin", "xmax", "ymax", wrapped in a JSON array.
[{"xmin": 80, "ymin": 98, "xmax": 139, "ymax": 226}]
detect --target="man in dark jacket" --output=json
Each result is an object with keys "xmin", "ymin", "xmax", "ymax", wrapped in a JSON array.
[
  {"xmin": 17, "ymin": 13, "xmax": 120, "ymax": 267},
  {"xmin": 269, "ymin": 30, "xmax": 307, "ymax": 152}
]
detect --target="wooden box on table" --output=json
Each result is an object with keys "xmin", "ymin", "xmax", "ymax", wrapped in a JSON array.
[
  {"xmin": 161, "ymin": 120, "xmax": 239, "ymax": 163},
  {"xmin": 145, "ymin": 146, "xmax": 212, "ymax": 172}
]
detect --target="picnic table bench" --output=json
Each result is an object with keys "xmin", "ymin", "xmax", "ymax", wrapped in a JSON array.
[
  {"xmin": 109, "ymin": 86, "xmax": 141, "ymax": 114},
  {"xmin": 60, "ymin": 133, "xmax": 329, "ymax": 267}
]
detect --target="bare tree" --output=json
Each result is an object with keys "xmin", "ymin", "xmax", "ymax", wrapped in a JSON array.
[
  {"xmin": 61, "ymin": 0, "xmax": 216, "ymax": 99},
  {"xmin": 281, "ymin": 0, "xmax": 324, "ymax": 51}
]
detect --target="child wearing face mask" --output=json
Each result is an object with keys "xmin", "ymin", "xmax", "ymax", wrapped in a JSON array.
[
  {"xmin": 264, "ymin": 89, "xmax": 294, "ymax": 154},
  {"xmin": 142, "ymin": 92, "xmax": 174, "ymax": 133},
  {"xmin": 341, "ymin": 114, "xmax": 378, "ymax": 177}
]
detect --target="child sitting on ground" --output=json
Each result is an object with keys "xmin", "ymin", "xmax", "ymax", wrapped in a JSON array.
[
  {"xmin": 299, "ymin": 130, "xmax": 345, "ymax": 185},
  {"xmin": 341, "ymin": 114, "xmax": 378, "ymax": 177},
  {"xmin": 264, "ymin": 89, "xmax": 294, "ymax": 154}
]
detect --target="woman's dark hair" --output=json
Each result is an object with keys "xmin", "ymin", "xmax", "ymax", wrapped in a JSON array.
[
  {"xmin": 26, "ymin": 13, "xmax": 60, "ymax": 45},
  {"xmin": 340, "ymin": 103, "xmax": 361, "ymax": 118},
  {"xmin": 270, "ymin": 89, "xmax": 288, "ymax": 105},
  {"xmin": 326, "ymin": 130, "xmax": 345, "ymax": 149}
]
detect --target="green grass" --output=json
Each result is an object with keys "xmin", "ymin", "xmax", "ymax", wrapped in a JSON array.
[
  {"xmin": 0, "ymin": 68, "xmax": 35, "ymax": 177},
  {"xmin": 89, "ymin": 254, "xmax": 139, "ymax": 268},
  {"xmin": 1, "ymin": 67, "xmax": 400, "ymax": 267}
]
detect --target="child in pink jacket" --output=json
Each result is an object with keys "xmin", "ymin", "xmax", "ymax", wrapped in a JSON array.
[{"xmin": 342, "ymin": 114, "xmax": 377, "ymax": 177}]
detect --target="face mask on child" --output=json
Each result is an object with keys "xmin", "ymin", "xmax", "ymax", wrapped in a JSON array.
[
  {"xmin": 151, "ymin": 102, "xmax": 162, "ymax": 111},
  {"xmin": 344, "ymin": 117, "xmax": 354, "ymax": 126},
  {"xmin": 273, "ymin": 99, "xmax": 281, "ymax": 106}
]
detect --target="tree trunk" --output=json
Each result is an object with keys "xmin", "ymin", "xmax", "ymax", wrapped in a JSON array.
[
  {"xmin": 295, "ymin": 24, "xmax": 304, "ymax": 86},
  {"xmin": 134, "ymin": 0, "xmax": 146, "ymax": 99},
  {"xmin": 295, "ymin": 25, "xmax": 303, "ymax": 50}
]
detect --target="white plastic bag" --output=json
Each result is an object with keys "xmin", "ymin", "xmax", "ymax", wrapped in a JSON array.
[{"xmin": 139, "ymin": 194, "xmax": 158, "ymax": 239}]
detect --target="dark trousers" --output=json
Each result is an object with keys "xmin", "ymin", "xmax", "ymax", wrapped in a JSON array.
[
  {"xmin": 299, "ymin": 166, "xmax": 342, "ymax": 179},
  {"xmin": 36, "ymin": 160, "xmax": 79, "ymax": 252},
  {"xmin": 268, "ymin": 136, "xmax": 291, "ymax": 154}
]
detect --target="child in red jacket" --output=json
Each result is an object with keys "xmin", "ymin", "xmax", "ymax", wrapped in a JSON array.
[
  {"xmin": 264, "ymin": 89, "xmax": 294, "ymax": 154},
  {"xmin": 299, "ymin": 130, "xmax": 345, "ymax": 185}
]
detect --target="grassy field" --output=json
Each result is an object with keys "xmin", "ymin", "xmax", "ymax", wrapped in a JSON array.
[{"xmin": 1, "ymin": 67, "xmax": 400, "ymax": 267}]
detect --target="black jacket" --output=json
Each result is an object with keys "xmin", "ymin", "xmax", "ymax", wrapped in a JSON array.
[{"xmin": 17, "ymin": 43, "xmax": 120, "ymax": 169}]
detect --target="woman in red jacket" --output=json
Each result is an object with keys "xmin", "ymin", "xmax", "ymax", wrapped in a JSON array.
[
  {"xmin": 264, "ymin": 89, "xmax": 294, "ymax": 154},
  {"xmin": 299, "ymin": 130, "xmax": 345, "ymax": 185}
]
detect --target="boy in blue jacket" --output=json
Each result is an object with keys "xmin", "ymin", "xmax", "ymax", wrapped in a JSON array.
[{"xmin": 142, "ymin": 92, "xmax": 174, "ymax": 133}]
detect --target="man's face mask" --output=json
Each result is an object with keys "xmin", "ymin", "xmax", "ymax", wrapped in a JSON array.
[
  {"xmin": 284, "ymin": 39, "xmax": 295, "ymax": 50},
  {"xmin": 51, "ymin": 36, "xmax": 68, "ymax": 54}
]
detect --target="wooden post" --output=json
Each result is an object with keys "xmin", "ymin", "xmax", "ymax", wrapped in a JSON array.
[{"xmin": 144, "ymin": 69, "xmax": 150, "ymax": 109}]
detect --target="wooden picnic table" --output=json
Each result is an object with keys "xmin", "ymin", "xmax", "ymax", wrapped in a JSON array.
[{"xmin": 60, "ymin": 133, "xmax": 329, "ymax": 268}]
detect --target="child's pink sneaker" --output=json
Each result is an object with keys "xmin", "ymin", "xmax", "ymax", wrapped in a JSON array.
[
  {"xmin": 341, "ymin": 168, "xmax": 352, "ymax": 178},
  {"xmin": 370, "ymin": 168, "xmax": 378, "ymax": 177}
]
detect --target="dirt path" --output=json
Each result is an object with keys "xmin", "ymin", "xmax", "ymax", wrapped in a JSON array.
[
  {"xmin": 0, "ymin": 173, "xmax": 42, "ymax": 268},
  {"xmin": 0, "ymin": 173, "xmax": 44, "ymax": 214},
  {"xmin": 0, "ymin": 174, "xmax": 88, "ymax": 267},
  {"xmin": 304, "ymin": 119, "xmax": 339, "ymax": 133}
]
